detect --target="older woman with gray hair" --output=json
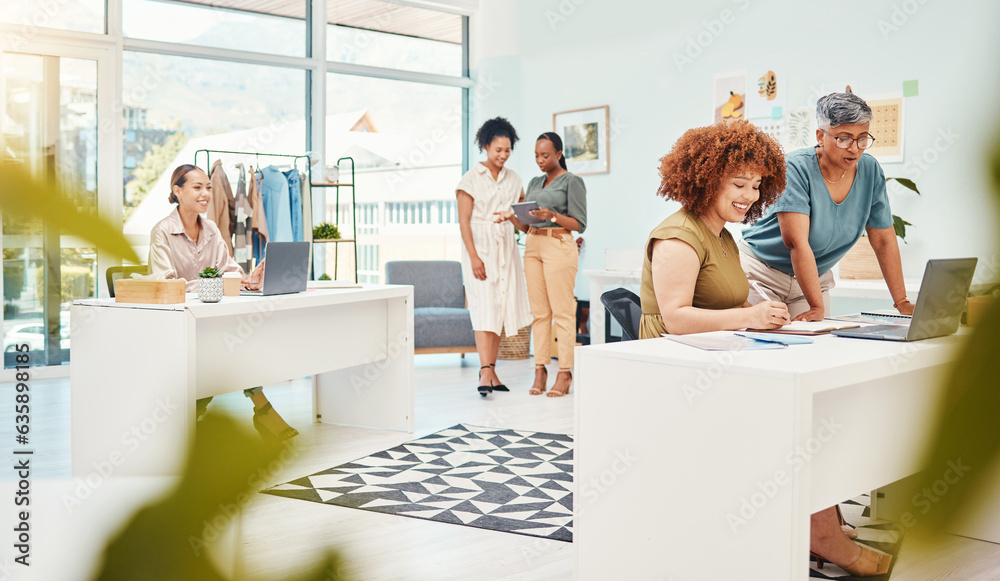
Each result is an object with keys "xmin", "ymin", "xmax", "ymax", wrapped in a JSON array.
[
  {"xmin": 739, "ymin": 91, "xmax": 900, "ymax": 575},
  {"xmin": 740, "ymin": 90, "xmax": 913, "ymax": 322}
]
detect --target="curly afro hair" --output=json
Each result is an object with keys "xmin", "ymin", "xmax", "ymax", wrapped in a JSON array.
[
  {"xmin": 657, "ymin": 120, "xmax": 786, "ymax": 224},
  {"xmin": 475, "ymin": 117, "xmax": 519, "ymax": 152}
]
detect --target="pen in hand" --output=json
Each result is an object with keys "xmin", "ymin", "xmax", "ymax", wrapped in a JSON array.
[{"xmin": 749, "ymin": 279, "xmax": 773, "ymax": 302}]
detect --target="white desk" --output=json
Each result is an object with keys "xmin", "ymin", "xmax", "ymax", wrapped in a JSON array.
[
  {"xmin": 574, "ymin": 332, "xmax": 963, "ymax": 580},
  {"xmin": 583, "ymin": 269, "xmax": 641, "ymax": 345},
  {"xmin": 70, "ymin": 285, "xmax": 414, "ymax": 477}
]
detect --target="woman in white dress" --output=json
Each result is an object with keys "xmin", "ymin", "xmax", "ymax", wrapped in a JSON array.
[{"xmin": 457, "ymin": 117, "xmax": 533, "ymax": 397}]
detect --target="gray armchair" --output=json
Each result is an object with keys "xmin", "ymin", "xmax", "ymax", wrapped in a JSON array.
[{"xmin": 385, "ymin": 260, "xmax": 477, "ymax": 356}]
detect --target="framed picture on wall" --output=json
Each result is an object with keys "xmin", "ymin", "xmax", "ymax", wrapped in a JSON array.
[{"xmin": 553, "ymin": 105, "xmax": 610, "ymax": 175}]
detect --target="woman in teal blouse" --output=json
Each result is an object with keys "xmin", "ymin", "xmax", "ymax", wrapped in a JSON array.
[
  {"xmin": 496, "ymin": 132, "xmax": 587, "ymax": 397},
  {"xmin": 741, "ymin": 91, "xmax": 914, "ymax": 322}
]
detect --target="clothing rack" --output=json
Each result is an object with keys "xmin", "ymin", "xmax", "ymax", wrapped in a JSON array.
[{"xmin": 193, "ymin": 148, "xmax": 317, "ymax": 276}]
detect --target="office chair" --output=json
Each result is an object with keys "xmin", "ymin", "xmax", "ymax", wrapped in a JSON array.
[
  {"xmin": 600, "ymin": 288, "xmax": 642, "ymax": 342},
  {"xmin": 106, "ymin": 265, "xmax": 149, "ymax": 298}
]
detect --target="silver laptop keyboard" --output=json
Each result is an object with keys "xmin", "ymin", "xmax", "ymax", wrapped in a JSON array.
[{"xmin": 861, "ymin": 324, "xmax": 911, "ymax": 338}]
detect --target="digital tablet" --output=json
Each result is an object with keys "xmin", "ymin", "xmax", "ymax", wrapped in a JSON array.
[{"xmin": 511, "ymin": 201, "xmax": 544, "ymax": 225}]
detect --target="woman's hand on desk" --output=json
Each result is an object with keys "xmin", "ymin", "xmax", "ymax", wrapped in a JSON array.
[
  {"xmin": 896, "ymin": 300, "xmax": 915, "ymax": 316},
  {"xmin": 746, "ymin": 301, "xmax": 791, "ymax": 329},
  {"xmin": 792, "ymin": 305, "xmax": 825, "ymax": 322},
  {"xmin": 242, "ymin": 259, "xmax": 265, "ymax": 291}
]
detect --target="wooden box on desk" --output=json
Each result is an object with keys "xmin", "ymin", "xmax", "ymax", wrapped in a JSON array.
[{"xmin": 114, "ymin": 279, "xmax": 186, "ymax": 304}]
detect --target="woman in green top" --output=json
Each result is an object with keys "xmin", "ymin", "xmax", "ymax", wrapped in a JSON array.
[
  {"xmin": 640, "ymin": 120, "xmax": 789, "ymax": 338},
  {"xmin": 640, "ymin": 120, "xmax": 892, "ymax": 576},
  {"xmin": 496, "ymin": 132, "xmax": 587, "ymax": 397}
]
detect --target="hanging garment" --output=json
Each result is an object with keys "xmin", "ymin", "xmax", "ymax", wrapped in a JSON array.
[
  {"xmin": 284, "ymin": 168, "xmax": 303, "ymax": 242},
  {"xmin": 208, "ymin": 160, "xmax": 236, "ymax": 255},
  {"xmin": 250, "ymin": 169, "xmax": 268, "ymax": 262},
  {"xmin": 233, "ymin": 163, "xmax": 254, "ymax": 271},
  {"xmin": 300, "ymin": 172, "xmax": 312, "ymax": 241},
  {"xmin": 261, "ymin": 165, "xmax": 292, "ymax": 242}
]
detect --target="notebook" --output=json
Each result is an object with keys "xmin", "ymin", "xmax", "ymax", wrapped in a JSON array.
[
  {"xmin": 239, "ymin": 242, "xmax": 310, "ymax": 296},
  {"xmin": 831, "ymin": 257, "xmax": 978, "ymax": 342}
]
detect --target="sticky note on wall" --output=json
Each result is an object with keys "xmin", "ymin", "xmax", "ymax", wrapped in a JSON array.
[
  {"xmin": 903, "ymin": 80, "xmax": 919, "ymax": 97},
  {"xmin": 771, "ymin": 106, "xmax": 783, "ymax": 119}
]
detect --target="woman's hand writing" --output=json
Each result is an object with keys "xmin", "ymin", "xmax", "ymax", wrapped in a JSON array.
[{"xmin": 746, "ymin": 301, "xmax": 791, "ymax": 329}]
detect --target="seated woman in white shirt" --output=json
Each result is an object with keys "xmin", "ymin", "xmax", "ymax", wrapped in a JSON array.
[{"xmin": 148, "ymin": 164, "xmax": 297, "ymax": 442}]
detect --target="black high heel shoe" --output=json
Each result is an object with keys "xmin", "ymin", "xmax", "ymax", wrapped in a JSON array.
[
  {"xmin": 478, "ymin": 365, "xmax": 493, "ymax": 397},
  {"xmin": 252, "ymin": 402, "xmax": 298, "ymax": 442},
  {"xmin": 488, "ymin": 363, "xmax": 509, "ymax": 391}
]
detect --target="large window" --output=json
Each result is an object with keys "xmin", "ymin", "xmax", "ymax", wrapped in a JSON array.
[
  {"xmin": 2, "ymin": 53, "xmax": 99, "ymax": 367},
  {"xmin": 2, "ymin": 0, "xmax": 471, "ymax": 370},
  {"xmin": 322, "ymin": 73, "xmax": 464, "ymax": 282},
  {"xmin": 327, "ymin": 0, "xmax": 462, "ymax": 76},
  {"xmin": 121, "ymin": 51, "xmax": 307, "ymax": 238},
  {"xmin": 123, "ymin": 0, "xmax": 307, "ymax": 58},
  {"xmin": 0, "ymin": 0, "xmax": 105, "ymax": 35}
]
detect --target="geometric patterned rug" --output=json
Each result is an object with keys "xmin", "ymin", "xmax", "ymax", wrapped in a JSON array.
[
  {"xmin": 261, "ymin": 424, "xmax": 574, "ymax": 542},
  {"xmin": 809, "ymin": 494, "xmax": 903, "ymax": 580}
]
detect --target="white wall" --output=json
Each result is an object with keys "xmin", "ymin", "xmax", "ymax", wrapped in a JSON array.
[{"xmin": 470, "ymin": 0, "xmax": 1000, "ymax": 299}]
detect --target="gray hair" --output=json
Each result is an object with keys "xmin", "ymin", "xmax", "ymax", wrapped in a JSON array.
[{"xmin": 816, "ymin": 92, "xmax": 873, "ymax": 130}]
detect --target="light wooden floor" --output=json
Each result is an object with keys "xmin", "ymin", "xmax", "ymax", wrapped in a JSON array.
[{"xmin": 4, "ymin": 356, "xmax": 1000, "ymax": 580}]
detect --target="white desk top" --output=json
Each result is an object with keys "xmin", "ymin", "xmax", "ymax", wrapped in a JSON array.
[
  {"xmin": 75, "ymin": 284, "xmax": 411, "ymax": 317},
  {"xmin": 578, "ymin": 330, "xmax": 966, "ymax": 391}
]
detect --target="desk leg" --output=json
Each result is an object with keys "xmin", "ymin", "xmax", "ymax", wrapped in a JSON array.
[
  {"xmin": 71, "ymin": 306, "xmax": 194, "ymax": 477},
  {"xmin": 575, "ymin": 352, "xmax": 810, "ymax": 580},
  {"xmin": 313, "ymin": 294, "xmax": 414, "ymax": 432},
  {"xmin": 589, "ymin": 278, "xmax": 605, "ymax": 345}
]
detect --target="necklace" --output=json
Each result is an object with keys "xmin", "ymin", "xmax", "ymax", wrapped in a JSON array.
[
  {"xmin": 816, "ymin": 149, "xmax": 847, "ymax": 183},
  {"xmin": 715, "ymin": 232, "xmax": 728, "ymax": 257}
]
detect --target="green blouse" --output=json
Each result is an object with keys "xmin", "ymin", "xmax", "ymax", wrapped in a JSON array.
[
  {"xmin": 524, "ymin": 172, "xmax": 588, "ymax": 232},
  {"xmin": 638, "ymin": 209, "xmax": 749, "ymax": 339}
]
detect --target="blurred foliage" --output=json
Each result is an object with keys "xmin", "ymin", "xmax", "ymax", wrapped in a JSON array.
[
  {"xmin": 905, "ymin": 135, "xmax": 1000, "ymax": 540},
  {"xmin": 318, "ymin": 273, "xmax": 331, "ymax": 281},
  {"xmin": 0, "ymin": 163, "xmax": 138, "ymax": 264},
  {"xmin": 124, "ymin": 131, "xmax": 188, "ymax": 224},
  {"xmin": 91, "ymin": 414, "xmax": 348, "ymax": 581}
]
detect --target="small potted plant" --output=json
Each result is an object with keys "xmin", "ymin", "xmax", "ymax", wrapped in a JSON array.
[
  {"xmin": 197, "ymin": 267, "xmax": 224, "ymax": 302},
  {"xmin": 312, "ymin": 222, "xmax": 341, "ymax": 241}
]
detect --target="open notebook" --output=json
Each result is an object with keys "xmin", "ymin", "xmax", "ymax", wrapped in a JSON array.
[{"xmin": 747, "ymin": 319, "xmax": 860, "ymax": 335}]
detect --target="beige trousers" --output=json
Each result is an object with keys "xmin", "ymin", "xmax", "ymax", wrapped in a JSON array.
[
  {"xmin": 738, "ymin": 241, "xmax": 835, "ymax": 318},
  {"xmin": 524, "ymin": 233, "xmax": 579, "ymax": 369}
]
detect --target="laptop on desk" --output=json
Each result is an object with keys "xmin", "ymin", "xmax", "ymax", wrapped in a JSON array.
[
  {"xmin": 831, "ymin": 257, "xmax": 978, "ymax": 342},
  {"xmin": 239, "ymin": 242, "xmax": 309, "ymax": 296}
]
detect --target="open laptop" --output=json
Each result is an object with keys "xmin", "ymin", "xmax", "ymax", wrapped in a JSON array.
[
  {"xmin": 239, "ymin": 241, "xmax": 310, "ymax": 296},
  {"xmin": 831, "ymin": 257, "xmax": 978, "ymax": 342}
]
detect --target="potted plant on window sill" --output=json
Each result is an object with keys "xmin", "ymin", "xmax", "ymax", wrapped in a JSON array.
[
  {"xmin": 197, "ymin": 267, "xmax": 224, "ymax": 302},
  {"xmin": 840, "ymin": 177, "xmax": 920, "ymax": 280}
]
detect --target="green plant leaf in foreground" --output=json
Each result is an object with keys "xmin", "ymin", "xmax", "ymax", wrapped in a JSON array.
[
  {"xmin": 902, "ymin": 136, "xmax": 1000, "ymax": 541},
  {"xmin": 893, "ymin": 215, "xmax": 912, "ymax": 242},
  {"xmin": 0, "ymin": 164, "xmax": 138, "ymax": 263},
  {"xmin": 91, "ymin": 413, "xmax": 348, "ymax": 581}
]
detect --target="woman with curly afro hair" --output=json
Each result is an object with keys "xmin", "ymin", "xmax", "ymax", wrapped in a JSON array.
[
  {"xmin": 457, "ymin": 117, "xmax": 532, "ymax": 397},
  {"xmin": 638, "ymin": 120, "xmax": 790, "ymax": 339}
]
